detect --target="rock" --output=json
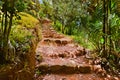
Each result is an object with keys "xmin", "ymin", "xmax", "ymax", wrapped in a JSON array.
[
  {"xmin": 61, "ymin": 40, "xmax": 68, "ymax": 45},
  {"xmin": 37, "ymin": 62, "xmax": 49, "ymax": 73},
  {"xmin": 93, "ymin": 65, "xmax": 101, "ymax": 72},
  {"xmin": 93, "ymin": 65, "xmax": 107, "ymax": 77},
  {"xmin": 55, "ymin": 39, "xmax": 62, "ymax": 46},
  {"xmin": 113, "ymin": 77, "xmax": 119, "ymax": 80},
  {"xmin": 49, "ymin": 65, "xmax": 62, "ymax": 73},
  {"xmin": 77, "ymin": 64, "xmax": 92, "ymax": 73},
  {"xmin": 60, "ymin": 78, "xmax": 67, "ymax": 80},
  {"xmin": 58, "ymin": 53, "xmax": 67, "ymax": 58},
  {"xmin": 35, "ymin": 53, "xmax": 43, "ymax": 62},
  {"xmin": 62, "ymin": 65, "xmax": 76, "ymax": 74},
  {"xmin": 74, "ymin": 50, "xmax": 82, "ymax": 57}
]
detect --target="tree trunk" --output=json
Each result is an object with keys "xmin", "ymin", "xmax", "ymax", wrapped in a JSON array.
[
  {"xmin": 108, "ymin": 0, "xmax": 112, "ymax": 55},
  {"xmin": 2, "ymin": 1, "xmax": 9, "ymax": 63},
  {"xmin": 0, "ymin": 0, "xmax": 15, "ymax": 64},
  {"xmin": 102, "ymin": 0, "xmax": 109, "ymax": 57}
]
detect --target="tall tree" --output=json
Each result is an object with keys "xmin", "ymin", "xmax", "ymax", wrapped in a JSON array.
[
  {"xmin": 102, "ymin": 0, "xmax": 112, "ymax": 58},
  {"xmin": 0, "ymin": 0, "xmax": 25, "ymax": 64},
  {"xmin": 23, "ymin": 0, "xmax": 40, "ymax": 17},
  {"xmin": 102, "ymin": 0, "xmax": 108, "ymax": 57},
  {"xmin": 51, "ymin": 0, "xmax": 88, "ymax": 35}
]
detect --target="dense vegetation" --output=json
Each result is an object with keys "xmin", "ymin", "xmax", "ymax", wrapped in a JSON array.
[
  {"xmin": 0, "ymin": 0, "xmax": 120, "ymax": 79},
  {"xmin": 0, "ymin": 0, "xmax": 40, "ymax": 63},
  {"xmin": 0, "ymin": 0, "xmax": 41, "ymax": 79}
]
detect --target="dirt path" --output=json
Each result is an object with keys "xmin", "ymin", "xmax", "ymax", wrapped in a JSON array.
[{"xmin": 35, "ymin": 23, "xmax": 116, "ymax": 80}]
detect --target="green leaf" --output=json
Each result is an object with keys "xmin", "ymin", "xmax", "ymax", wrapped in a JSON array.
[{"xmin": 100, "ymin": 38, "xmax": 104, "ymax": 44}]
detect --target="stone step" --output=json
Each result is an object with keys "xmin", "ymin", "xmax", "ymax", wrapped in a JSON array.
[
  {"xmin": 53, "ymin": 34, "xmax": 64, "ymax": 38},
  {"xmin": 36, "ymin": 44, "xmax": 86, "ymax": 59},
  {"xmin": 36, "ymin": 73, "xmax": 104, "ymax": 80},
  {"xmin": 51, "ymin": 31, "xmax": 57, "ymax": 34},
  {"xmin": 42, "ymin": 38, "xmax": 72, "ymax": 46},
  {"xmin": 42, "ymin": 35, "xmax": 64, "ymax": 39},
  {"xmin": 50, "ymin": 29, "xmax": 56, "ymax": 32},
  {"xmin": 36, "ymin": 61, "xmax": 92, "ymax": 74},
  {"xmin": 49, "ymin": 28, "xmax": 54, "ymax": 30},
  {"xmin": 43, "ymin": 35, "xmax": 50, "ymax": 38}
]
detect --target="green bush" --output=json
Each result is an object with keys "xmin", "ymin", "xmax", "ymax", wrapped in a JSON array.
[
  {"xmin": 71, "ymin": 31, "xmax": 94, "ymax": 50},
  {"xmin": 10, "ymin": 12, "xmax": 40, "ymax": 52}
]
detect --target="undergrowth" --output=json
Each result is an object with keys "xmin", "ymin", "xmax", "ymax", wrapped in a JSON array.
[
  {"xmin": 70, "ymin": 30, "xmax": 94, "ymax": 50},
  {"xmin": 0, "ymin": 12, "xmax": 41, "ymax": 80},
  {"xmin": 11, "ymin": 12, "xmax": 40, "ymax": 52}
]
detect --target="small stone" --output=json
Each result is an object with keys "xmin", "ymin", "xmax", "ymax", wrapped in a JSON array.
[
  {"xmin": 113, "ymin": 77, "xmax": 119, "ymax": 80},
  {"xmin": 78, "ymin": 64, "xmax": 92, "ymax": 73},
  {"xmin": 60, "ymin": 78, "xmax": 66, "ymax": 80}
]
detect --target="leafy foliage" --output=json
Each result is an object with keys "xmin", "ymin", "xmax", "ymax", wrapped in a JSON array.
[
  {"xmin": 23, "ymin": 0, "xmax": 40, "ymax": 17},
  {"xmin": 16, "ymin": 12, "xmax": 39, "ymax": 28},
  {"xmin": 11, "ymin": 12, "xmax": 40, "ymax": 52}
]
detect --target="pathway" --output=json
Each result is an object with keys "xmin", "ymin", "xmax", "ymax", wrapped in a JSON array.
[{"xmin": 35, "ymin": 22, "xmax": 115, "ymax": 80}]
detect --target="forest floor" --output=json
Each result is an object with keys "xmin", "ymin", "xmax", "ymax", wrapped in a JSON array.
[{"xmin": 35, "ymin": 22, "xmax": 119, "ymax": 80}]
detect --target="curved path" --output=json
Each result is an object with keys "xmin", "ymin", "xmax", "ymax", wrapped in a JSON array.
[{"xmin": 35, "ymin": 23, "xmax": 114, "ymax": 80}]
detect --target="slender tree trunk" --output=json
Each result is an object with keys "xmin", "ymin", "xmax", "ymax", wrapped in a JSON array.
[
  {"xmin": 103, "ymin": 0, "xmax": 106, "ymax": 57},
  {"xmin": 109, "ymin": 0, "xmax": 112, "ymax": 55},
  {"xmin": 2, "ymin": 1, "xmax": 9, "ymax": 62},
  {"xmin": 7, "ymin": 0, "xmax": 15, "ymax": 41},
  {"xmin": 3, "ymin": 10, "xmax": 8, "ymax": 43},
  {"xmin": 1, "ymin": 14, "xmax": 4, "ymax": 34},
  {"xmin": 7, "ymin": 13, "xmax": 13, "ymax": 42},
  {"xmin": 0, "ymin": 14, "xmax": 4, "ymax": 45},
  {"xmin": 0, "ymin": 0, "xmax": 15, "ymax": 63},
  {"xmin": 103, "ymin": 0, "xmax": 109, "ymax": 57}
]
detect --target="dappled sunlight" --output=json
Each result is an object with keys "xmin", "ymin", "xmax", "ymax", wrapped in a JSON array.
[{"xmin": 0, "ymin": 0, "xmax": 120, "ymax": 80}]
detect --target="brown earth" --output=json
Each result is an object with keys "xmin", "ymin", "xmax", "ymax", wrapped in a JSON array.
[{"xmin": 35, "ymin": 22, "xmax": 119, "ymax": 80}]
